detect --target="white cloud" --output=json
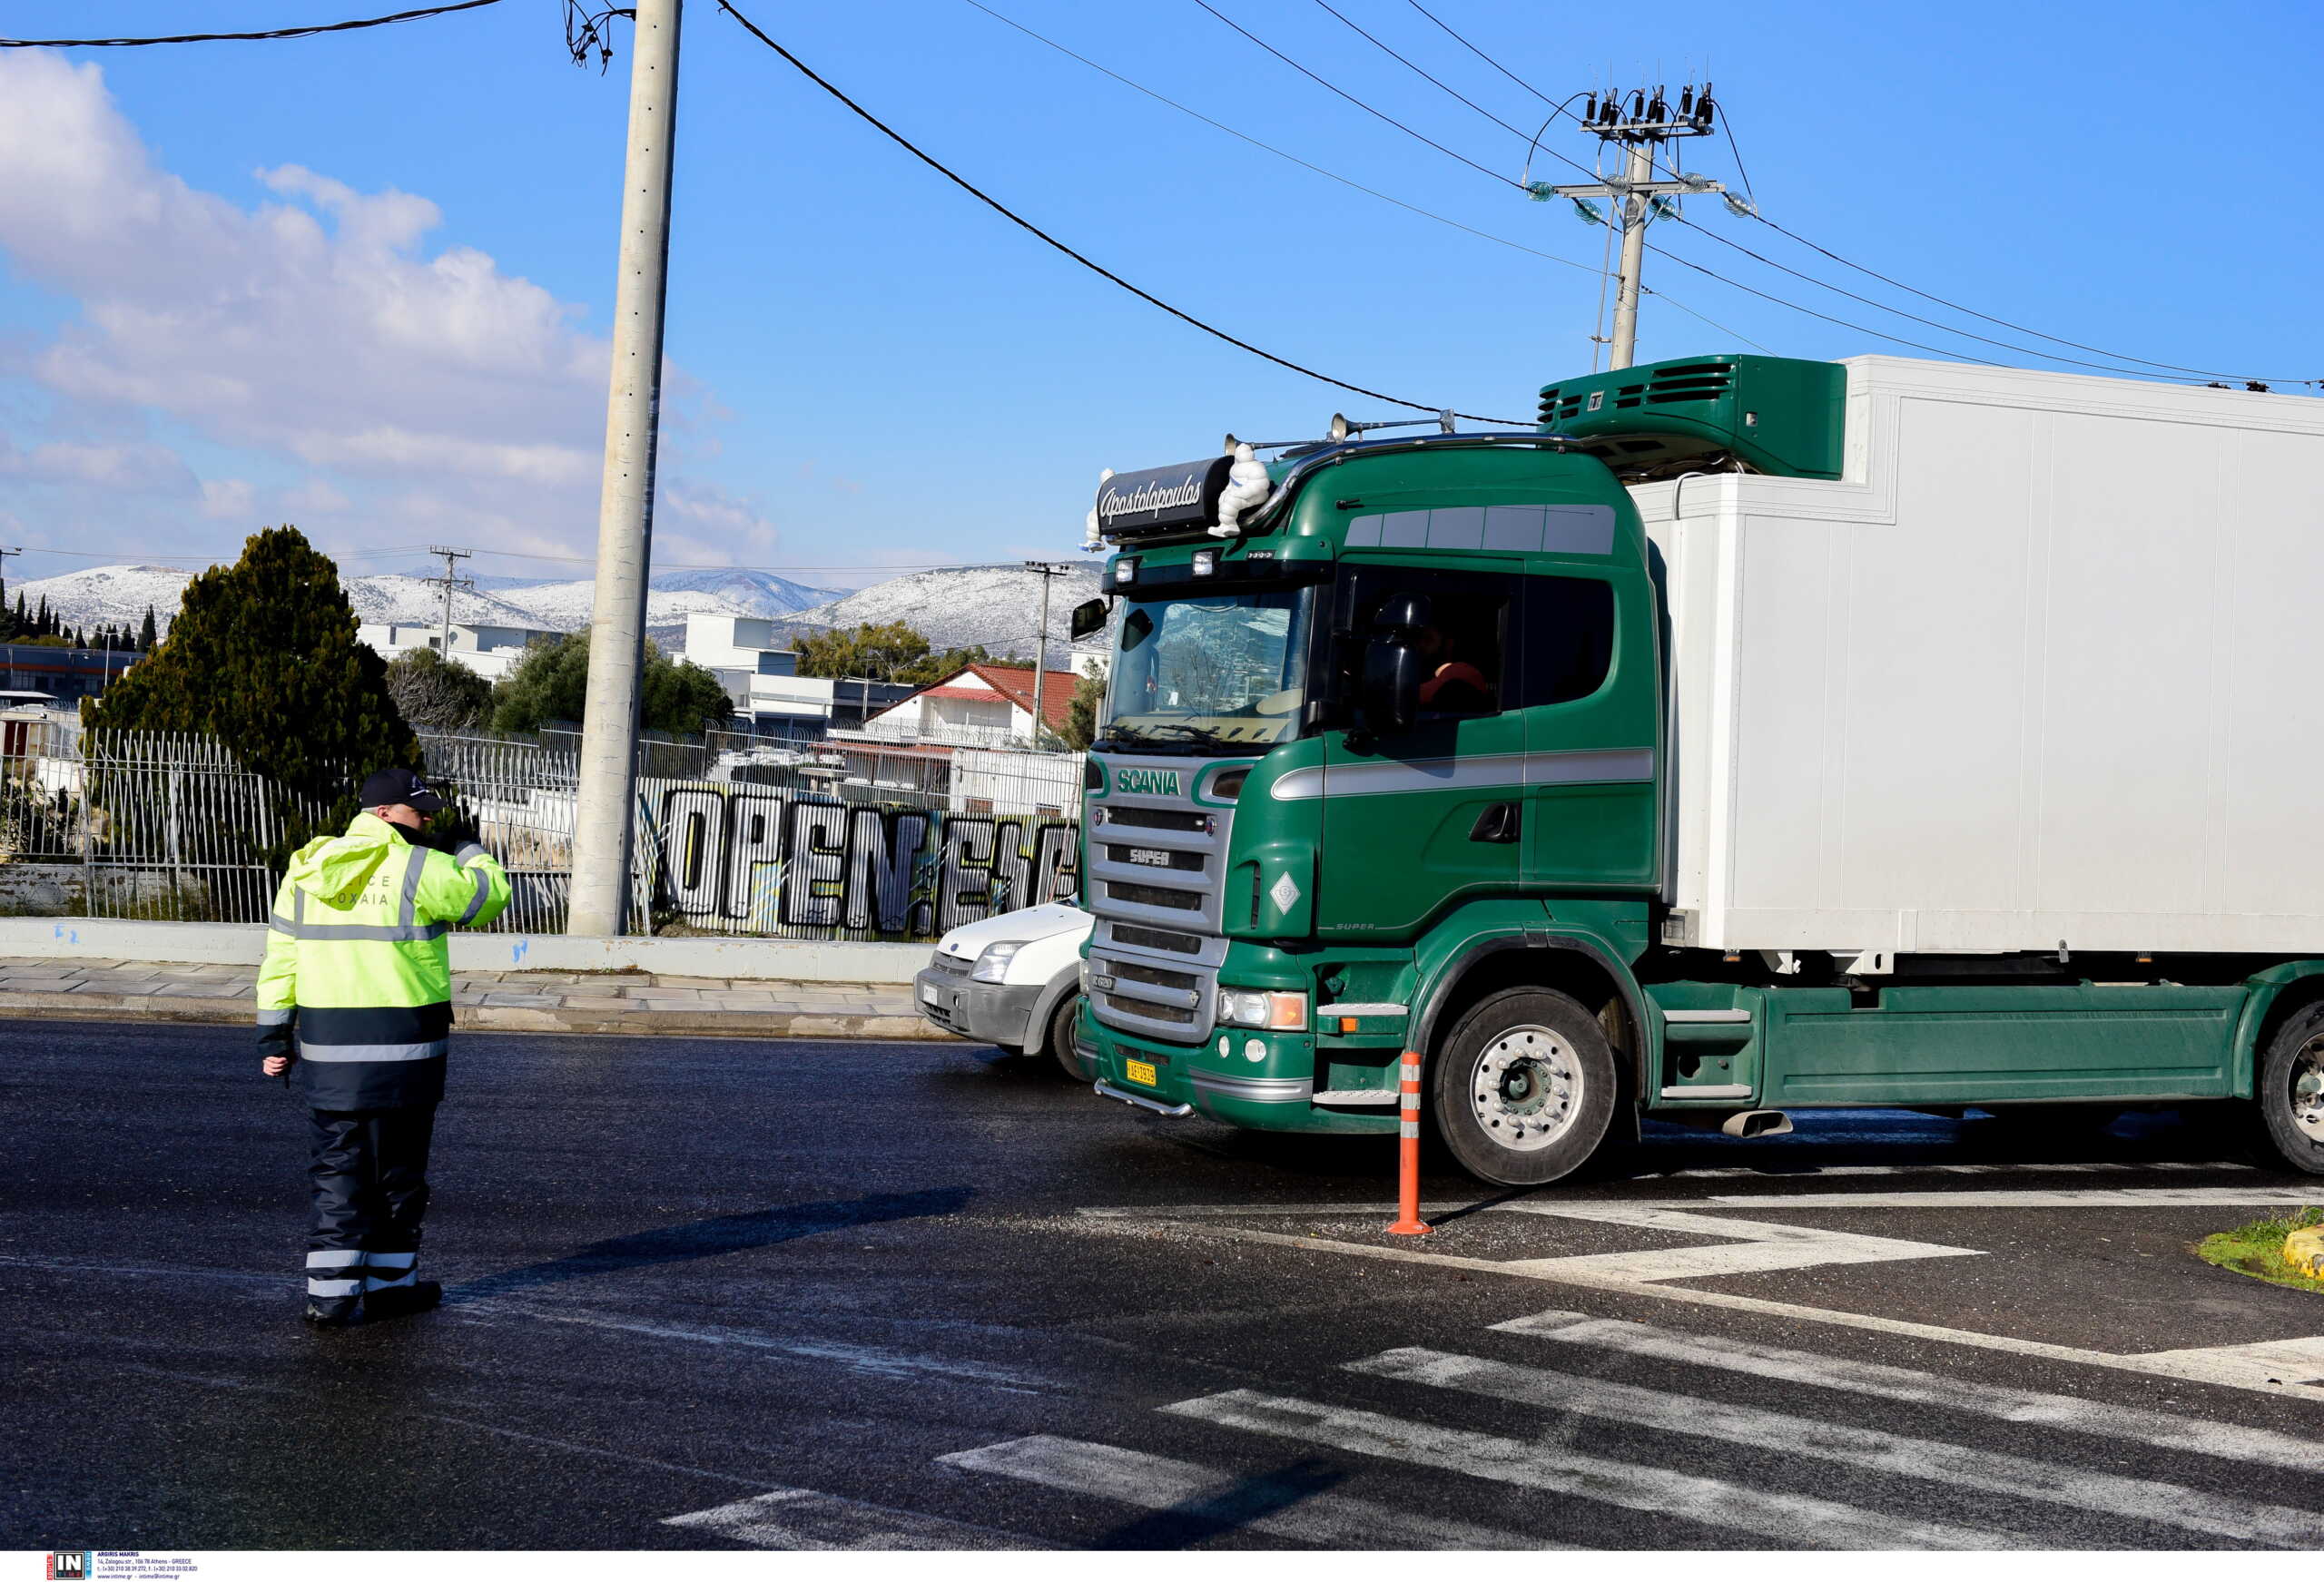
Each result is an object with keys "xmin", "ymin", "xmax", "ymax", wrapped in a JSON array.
[{"xmin": 0, "ymin": 51, "xmax": 753, "ymax": 566}]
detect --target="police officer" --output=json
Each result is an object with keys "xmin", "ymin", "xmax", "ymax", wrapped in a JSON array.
[{"xmin": 257, "ymin": 767, "xmax": 511, "ymax": 1326}]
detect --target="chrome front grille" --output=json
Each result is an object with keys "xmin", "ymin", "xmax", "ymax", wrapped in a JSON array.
[{"xmin": 1084, "ymin": 754, "xmax": 1236, "ymax": 1043}]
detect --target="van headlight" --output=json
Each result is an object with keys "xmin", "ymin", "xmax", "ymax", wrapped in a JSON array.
[
  {"xmin": 1218, "ymin": 988, "xmax": 1308, "ymax": 1029},
  {"xmin": 971, "ymin": 941, "xmax": 1025, "ymax": 983}
]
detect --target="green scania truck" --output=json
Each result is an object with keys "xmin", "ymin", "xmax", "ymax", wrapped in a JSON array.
[{"xmin": 1069, "ymin": 352, "xmax": 2324, "ymax": 1185}]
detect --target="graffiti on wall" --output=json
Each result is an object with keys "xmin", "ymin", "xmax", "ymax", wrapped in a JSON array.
[{"xmin": 645, "ymin": 787, "xmax": 1079, "ymax": 938}]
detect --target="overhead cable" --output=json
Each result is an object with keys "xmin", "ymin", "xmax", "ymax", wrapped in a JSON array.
[
  {"xmin": 0, "ymin": 0, "xmax": 503, "ymax": 47},
  {"xmin": 1396, "ymin": 0, "xmax": 2304, "ymax": 385},
  {"xmin": 714, "ymin": 0, "xmax": 1525, "ymax": 424}
]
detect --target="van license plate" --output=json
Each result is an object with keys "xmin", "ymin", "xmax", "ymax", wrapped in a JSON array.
[
  {"xmin": 919, "ymin": 983, "xmax": 940, "ymax": 1006},
  {"xmin": 1125, "ymin": 1059, "xmax": 1157, "ymax": 1086}
]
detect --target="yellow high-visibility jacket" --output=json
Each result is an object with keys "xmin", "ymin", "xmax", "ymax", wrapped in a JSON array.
[{"xmin": 256, "ymin": 812, "xmax": 512, "ymax": 1109}]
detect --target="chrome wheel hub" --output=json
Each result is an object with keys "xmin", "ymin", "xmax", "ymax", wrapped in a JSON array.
[
  {"xmin": 1469, "ymin": 1025, "xmax": 1581, "ymax": 1154},
  {"xmin": 2293, "ymin": 1037, "xmax": 2324, "ymax": 1139}
]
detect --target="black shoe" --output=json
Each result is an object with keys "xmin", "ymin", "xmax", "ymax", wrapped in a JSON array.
[
  {"xmin": 303, "ymin": 1297, "xmax": 359, "ymax": 1328},
  {"xmin": 363, "ymin": 1280, "xmax": 441, "ymax": 1320}
]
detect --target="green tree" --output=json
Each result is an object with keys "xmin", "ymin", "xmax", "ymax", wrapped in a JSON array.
[
  {"xmin": 84, "ymin": 526, "xmax": 416, "ymax": 849},
  {"xmin": 139, "ymin": 604, "xmax": 159, "ymax": 651},
  {"xmin": 1060, "ymin": 661, "xmax": 1106, "ymax": 751},
  {"xmin": 383, "ymin": 645, "xmax": 496, "ymax": 731},
  {"xmin": 791, "ymin": 620, "xmax": 1009, "ymax": 686},
  {"xmin": 489, "ymin": 632, "xmax": 734, "ymax": 737}
]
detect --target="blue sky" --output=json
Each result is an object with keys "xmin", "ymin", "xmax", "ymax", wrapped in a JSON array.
[{"xmin": 1, "ymin": 0, "xmax": 2317, "ymax": 590}]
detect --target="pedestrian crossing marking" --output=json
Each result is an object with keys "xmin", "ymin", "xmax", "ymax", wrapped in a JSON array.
[
  {"xmin": 939, "ymin": 1434, "xmax": 1561, "ymax": 1549},
  {"xmin": 1345, "ymin": 1346, "xmax": 2324, "ymax": 1546},
  {"xmin": 1494, "ymin": 1310, "xmax": 2324, "ymax": 1472},
  {"xmin": 1078, "ymin": 1186, "xmax": 2324, "ymax": 1401},
  {"xmin": 665, "ymin": 1486, "xmax": 1043, "ymax": 1550},
  {"xmin": 1160, "ymin": 1389, "xmax": 2025, "ymax": 1549}
]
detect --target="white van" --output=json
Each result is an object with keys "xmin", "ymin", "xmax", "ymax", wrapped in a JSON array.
[{"xmin": 915, "ymin": 903, "xmax": 1093, "ymax": 1078}]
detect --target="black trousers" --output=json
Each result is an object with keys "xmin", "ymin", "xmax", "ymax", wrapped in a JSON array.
[{"xmin": 305, "ymin": 1107, "xmax": 437, "ymax": 1302}]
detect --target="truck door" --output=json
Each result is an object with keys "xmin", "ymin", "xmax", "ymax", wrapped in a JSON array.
[
  {"xmin": 1519, "ymin": 570, "xmax": 1659, "ymax": 889},
  {"xmin": 1317, "ymin": 561, "xmax": 1526, "ymax": 936}
]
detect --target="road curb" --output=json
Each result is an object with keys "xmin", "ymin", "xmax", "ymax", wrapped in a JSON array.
[
  {"xmin": 0, "ymin": 990, "xmax": 959, "ymax": 1043},
  {"xmin": 2287, "ymin": 1226, "xmax": 2324, "ymax": 1279}
]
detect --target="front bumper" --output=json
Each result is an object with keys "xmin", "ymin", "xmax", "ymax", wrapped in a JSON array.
[
  {"xmin": 1084, "ymin": 1017, "xmax": 1393, "ymax": 1135},
  {"xmin": 914, "ymin": 966, "xmax": 1043, "ymax": 1049}
]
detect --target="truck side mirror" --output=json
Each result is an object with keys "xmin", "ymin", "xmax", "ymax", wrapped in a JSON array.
[
  {"xmin": 1361, "ymin": 593, "xmax": 1430, "ymax": 735},
  {"xmin": 1068, "ymin": 597, "xmax": 1109, "ymax": 641}
]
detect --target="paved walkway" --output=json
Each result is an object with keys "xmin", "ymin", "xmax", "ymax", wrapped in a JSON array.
[{"xmin": 0, "ymin": 957, "xmax": 949, "ymax": 1040}]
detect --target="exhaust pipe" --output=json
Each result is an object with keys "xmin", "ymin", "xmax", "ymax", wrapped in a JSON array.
[{"xmin": 1721, "ymin": 1108, "xmax": 1793, "ymax": 1138}]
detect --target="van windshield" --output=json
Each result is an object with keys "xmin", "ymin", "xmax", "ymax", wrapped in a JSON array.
[{"xmin": 1098, "ymin": 587, "xmax": 1312, "ymax": 752}]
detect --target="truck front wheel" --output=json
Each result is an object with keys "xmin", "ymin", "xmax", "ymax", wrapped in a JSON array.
[
  {"xmin": 2257, "ymin": 1003, "xmax": 2324, "ymax": 1175},
  {"xmin": 1431, "ymin": 988, "xmax": 1618, "ymax": 1186}
]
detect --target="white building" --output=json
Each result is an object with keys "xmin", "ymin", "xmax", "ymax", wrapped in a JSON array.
[
  {"xmin": 357, "ymin": 622, "xmax": 556, "ymax": 683},
  {"xmin": 681, "ymin": 614, "xmax": 912, "ymax": 735}
]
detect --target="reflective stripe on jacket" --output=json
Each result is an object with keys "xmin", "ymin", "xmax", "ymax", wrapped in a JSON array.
[{"xmin": 257, "ymin": 811, "xmax": 512, "ymax": 1109}]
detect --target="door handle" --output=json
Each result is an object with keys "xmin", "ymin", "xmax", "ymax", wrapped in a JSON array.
[{"xmin": 1469, "ymin": 801, "xmax": 1521, "ymax": 844}]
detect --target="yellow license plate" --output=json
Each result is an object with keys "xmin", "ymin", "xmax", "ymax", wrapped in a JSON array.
[{"xmin": 1125, "ymin": 1059, "xmax": 1157, "ymax": 1087}]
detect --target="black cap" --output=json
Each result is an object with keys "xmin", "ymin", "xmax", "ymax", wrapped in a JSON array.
[{"xmin": 359, "ymin": 766, "xmax": 444, "ymax": 814}]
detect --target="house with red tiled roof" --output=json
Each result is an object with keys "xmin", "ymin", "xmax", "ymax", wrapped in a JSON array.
[{"xmin": 859, "ymin": 661, "xmax": 1079, "ymax": 748}]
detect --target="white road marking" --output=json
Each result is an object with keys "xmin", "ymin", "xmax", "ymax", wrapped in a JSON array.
[
  {"xmin": 1348, "ymin": 1346, "xmax": 2324, "ymax": 1546},
  {"xmin": 1484, "ymin": 1203, "xmax": 1984, "ymax": 1282},
  {"xmin": 940, "ymin": 1433, "xmax": 1559, "ymax": 1549},
  {"xmin": 1494, "ymin": 1312, "xmax": 2324, "ymax": 1472},
  {"xmin": 2132, "ymin": 1337, "xmax": 2324, "ymax": 1392},
  {"xmin": 1697, "ymin": 1187, "xmax": 2324, "ymax": 1209},
  {"xmin": 1160, "ymin": 1389, "xmax": 2025, "ymax": 1549},
  {"xmin": 1078, "ymin": 1189, "xmax": 2324, "ymax": 1400},
  {"xmin": 456, "ymin": 1300, "xmax": 1056, "ymax": 1392},
  {"xmin": 1664, "ymin": 1160, "xmax": 2252, "ymax": 1178},
  {"xmin": 665, "ymin": 1487, "xmax": 1043, "ymax": 1550}
]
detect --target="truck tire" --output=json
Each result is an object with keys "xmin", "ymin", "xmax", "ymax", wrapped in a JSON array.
[
  {"xmin": 2256, "ymin": 1003, "xmax": 2324, "ymax": 1175},
  {"xmin": 1431, "ymin": 988, "xmax": 1618, "ymax": 1187},
  {"xmin": 1044, "ymin": 992, "xmax": 1093, "ymax": 1083}
]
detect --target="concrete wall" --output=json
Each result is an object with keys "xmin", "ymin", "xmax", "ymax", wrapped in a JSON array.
[{"xmin": 0, "ymin": 917, "xmax": 926, "ymax": 982}]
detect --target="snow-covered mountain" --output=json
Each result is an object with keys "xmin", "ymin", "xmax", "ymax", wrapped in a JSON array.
[
  {"xmin": 5, "ymin": 565, "xmax": 194, "ymax": 634},
  {"xmin": 790, "ymin": 563, "xmax": 1107, "ymax": 663},
  {"xmin": 11, "ymin": 560, "xmax": 1102, "ymax": 666},
  {"xmin": 343, "ymin": 574, "xmax": 548, "ymax": 630}
]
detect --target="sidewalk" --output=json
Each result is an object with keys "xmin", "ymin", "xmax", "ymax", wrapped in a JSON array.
[{"xmin": 0, "ymin": 957, "xmax": 952, "ymax": 1041}]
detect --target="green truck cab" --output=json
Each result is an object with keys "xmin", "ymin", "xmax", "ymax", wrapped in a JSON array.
[{"xmin": 1071, "ymin": 354, "xmax": 2324, "ymax": 1185}]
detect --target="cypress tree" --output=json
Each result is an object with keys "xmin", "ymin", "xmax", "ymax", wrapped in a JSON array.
[
  {"xmin": 35, "ymin": 595, "xmax": 51, "ymax": 636},
  {"xmin": 11, "ymin": 592, "xmax": 25, "ymax": 635},
  {"xmin": 140, "ymin": 605, "xmax": 158, "ymax": 652},
  {"xmin": 85, "ymin": 526, "xmax": 418, "ymax": 849}
]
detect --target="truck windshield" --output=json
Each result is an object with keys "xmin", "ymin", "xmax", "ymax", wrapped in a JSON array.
[{"xmin": 1100, "ymin": 587, "xmax": 1311, "ymax": 752}]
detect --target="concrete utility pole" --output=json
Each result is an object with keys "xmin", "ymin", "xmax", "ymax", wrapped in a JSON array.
[
  {"xmin": 1023, "ymin": 562, "xmax": 1076, "ymax": 750},
  {"xmin": 1541, "ymin": 85, "xmax": 1724, "ymax": 369},
  {"xmin": 425, "ymin": 544, "xmax": 472, "ymax": 660},
  {"xmin": 570, "ymin": 0, "xmax": 682, "ymax": 938}
]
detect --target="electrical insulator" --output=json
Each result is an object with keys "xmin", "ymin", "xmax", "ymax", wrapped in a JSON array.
[
  {"xmin": 1696, "ymin": 93, "xmax": 1716, "ymax": 129},
  {"xmin": 1630, "ymin": 89, "xmax": 1646, "ymax": 119},
  {"xmin": 1648, "ymin": 86, "xmax": 1668, "ymax": 122},
  {"xmin": 1584, "ymin": 93, "xmax": 1599, "ymax": 123},
  {"xmin": 1678, "ymin": 85, "xmax": 1695, "ymax": 117}
]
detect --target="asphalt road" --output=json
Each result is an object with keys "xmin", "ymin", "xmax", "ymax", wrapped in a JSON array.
[{"xmin": 6, "ymin": 1019, "xmax": 2324, "ymax": 1551}]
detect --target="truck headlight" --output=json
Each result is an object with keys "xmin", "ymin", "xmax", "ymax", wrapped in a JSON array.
[
  {"xmin": 1218, "ymin": 988, "xmax": 1307, "ymax": 1029},
  {"xmin": 971, "ymin": 941, "xmax": 1025, "ymax": 983}
]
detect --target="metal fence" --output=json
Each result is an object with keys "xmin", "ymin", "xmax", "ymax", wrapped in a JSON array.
[
  {"xmin": 0, "ymin": 720, "xmax": 1084, "ymax": 939},
  {"xmin": 0, "ymin": 722, "xmax": 324, "ymax": 922}
]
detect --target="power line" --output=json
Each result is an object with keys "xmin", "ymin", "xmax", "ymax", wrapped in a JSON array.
[
  {"xmin": 961, "ymin": 2, "xmax": 1592, "ymax": 274},
  {"xmin": 1395, "ymin": 0, "xmax": 2305, "ymax": 387},
  {"xmin": 1187, "ymin": 0, "xmax": 1522, "ymax": 191},
  {"xmin": 0, "ymin": 0, "xmax": 504, "ymax": 47},
  {"xmin": 713, "ymin": 1, "xmax": 1524, "ymax": 425},
  {"xmin": 1308, "ymin": 0, "xmax": 1537, "ymax": 145}
]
